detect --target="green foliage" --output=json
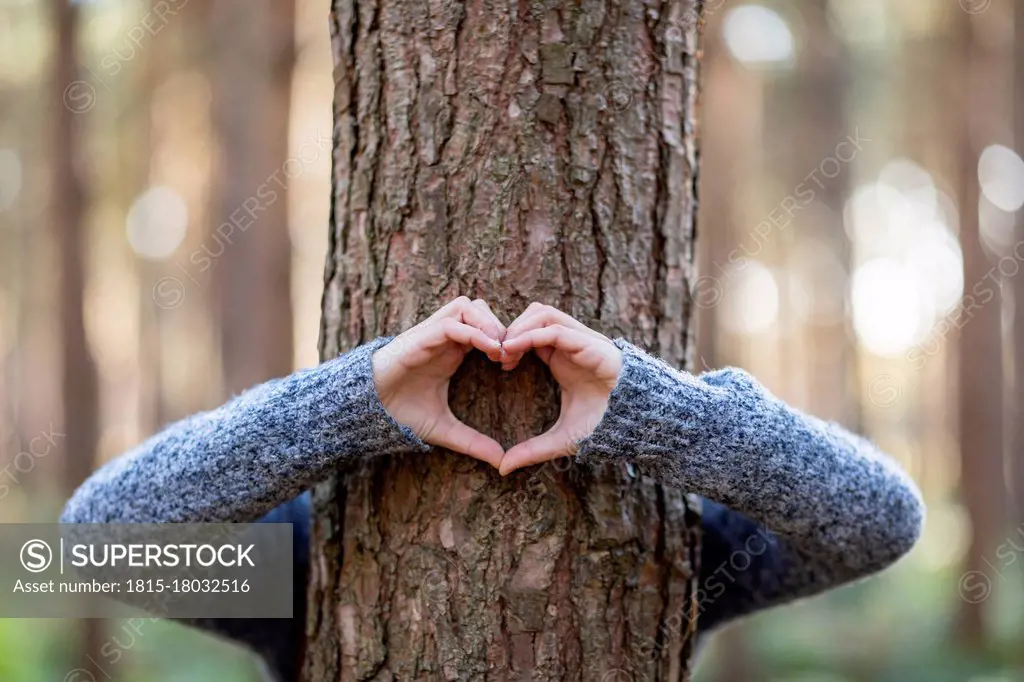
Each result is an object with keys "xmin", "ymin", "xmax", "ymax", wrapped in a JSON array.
[
  {"xmin": 0, "ymin": 619, "xmax": 260, "ymax": 682},
  {"xmin": 695, "ymin": 556, "xmax": 1024, "ymax": 681}
]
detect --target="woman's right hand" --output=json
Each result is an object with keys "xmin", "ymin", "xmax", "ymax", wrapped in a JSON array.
[{"xmin": 372, "ymin": 297, "xmax": 506, "ymax": 467}]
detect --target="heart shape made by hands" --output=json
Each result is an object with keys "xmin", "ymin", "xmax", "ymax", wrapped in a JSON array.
[{"xmin": 373, "ymin": 299, "xmax": 624, "ymax": 476}]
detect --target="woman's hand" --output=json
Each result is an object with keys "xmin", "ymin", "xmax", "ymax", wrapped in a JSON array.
[
  {"xmin": 372, "ymin": 297, "xmax": 506, "ymax": 467},
  {"xmin": 497, "ymin": 303, "xmax": 623, "ymax": 475}
]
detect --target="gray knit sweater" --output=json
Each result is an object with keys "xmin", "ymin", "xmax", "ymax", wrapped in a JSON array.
[{"xmin": 61, "ymin": 337, "xmax": 925, "ymax": 681}]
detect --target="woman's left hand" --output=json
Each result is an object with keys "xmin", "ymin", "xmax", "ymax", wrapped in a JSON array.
[{"xmin": 498, "ymin": 303, "xmax": 623, "ymax": 475}]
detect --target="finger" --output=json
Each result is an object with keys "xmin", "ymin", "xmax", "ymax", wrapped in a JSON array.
[
  {"xmin": 444, "ymin": 318, "xmax": 503, "ymax": 355},
  {"xmin": 504, "ymin": 337, "xmax": 551, "ymax": 368},
  {"xmin": 536, "ymin": 346, "xmax": 555, "ymax": 365},
  {"xmin": 505, "ymin": 303, "xmax": 593, "ymax": 341},
  {"xmin": 438, "ymin": 296, "xmax": 503, "ymax": 341},
  {"xmin": 502, "ymin": 303, "xmax": 550, "ymax": 368},
  {"xmin": 500, "ymin": 348, "xmax": 526, "ymax": 370},
  {"xmin": 431, "ymin": 414, "xmax": 505, "ymax": 468},
  {"xmin": 501, "ymin": 344, "xmax": 568, "ymax": 370},
  {"xmin": 471, "ymin": 299, "xmax": 506, "ymax": 361},
  {"xmin": 434, "ymin": 297, "xmax": 504, "ymax": 361},
  {"xmin": 499, "ymin": 428, "xmax": 572, "ymax": 475},
  {"xmin": 424, "ymin": 296, "xmax": 465, "ymax": 323},
  {"xmin": 503, "ymin": 304, "xmax": 607, "ymax": 369},
  {"xmin": 472, "ymin": 299, "xmax": 506, "ymax": 336},
  {"xmin": 432, "ymin": 295, "xmax": 475, "ymax": 318},
  {"xmin": 459, "ymin": 300, "xmax": 503, "ymax": 341},
  {"xmin": 500, "ymin": 324, "xmax": 590, "ymax": 357},
  {"xmin": 504, "ymin": 302, "xmax": 554, "ymax": 339},
  {"xmin": 419, "ymin": 318, "xmax": 502, "ymax": 356}
]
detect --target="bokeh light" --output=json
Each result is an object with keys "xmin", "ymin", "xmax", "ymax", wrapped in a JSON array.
[
  {"xmin": 721, "ymin": 260, "xmax": 780, "ymax": 335},
  {"xmin": 722, "ymin": 5, "xmax": 795, "ymax": 67},
  {"xmin": 852, "ymin": 258, "xmax": 923, "ymax": 356},
  {"xmin": 846, "ymin": 159, "xmax": 964, "ymax": 356},
  {"xmin": 978, "ymin": 144, "xmax": 1024, "ymax": 212},
  {"xmin": 125, "ymin": 185, "xmax": 188, "ymax": 260}
]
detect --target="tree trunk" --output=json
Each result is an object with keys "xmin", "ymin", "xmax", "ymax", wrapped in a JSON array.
[
  {"xmin": 52, "ymin": 0, "xmax": 104, "ymax": 677},
  {"xmin": 693, "ymin": 7, "xmax": 731, "ymax": 375},
  {"xmin": 307, "ymin": 0, "xmax": 705, "ymax": 679},
  {"xmin": 210, "ymin": 0, "xmax": 296, "ymax": 393},
  {"xmin": 955, "ymin": 9, "xmax": 1006, "ymax": 648},
  {"xmin": 1012, "ymin": 0, "xmax": 1024, "ymax": 527},
  {"xmin": 696, "ymin": 15, "xmax": 753, "ymax": 682},
  {"xmin": 782, "ymin": 0, "xmax": 854, "ymax": 427},
  {"xmin": 1012, "ymin": 0, "xmax": 1024, "ymax": 663}
]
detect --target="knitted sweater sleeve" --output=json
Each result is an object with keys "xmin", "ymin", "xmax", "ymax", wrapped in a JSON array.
[
  {"xmin": 60, "ymin": 338, "xmax": 426, "ymax": 682},
  {"xmin": 60, "ymin": 337, "xmax": 428, "ymax": 525},
  {"xmin": 576, "ymin": 339, "xmax": 925, "ymax": 633}
]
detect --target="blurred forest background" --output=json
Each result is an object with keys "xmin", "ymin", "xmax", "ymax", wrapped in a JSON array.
[{"xmin": 2, "ymin": 0, "xmax": 1024, "ymax": 680}]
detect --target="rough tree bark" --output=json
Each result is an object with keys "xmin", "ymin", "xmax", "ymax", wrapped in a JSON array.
[{"xmin": 307, "ymin": 0, "xmax": 705, "ymax": 679}]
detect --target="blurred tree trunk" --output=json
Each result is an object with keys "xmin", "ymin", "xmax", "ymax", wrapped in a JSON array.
[
  {"xmin": 0, "ymin": 86, "xmax": 19, "ymax": 462},
  {"xmin": 695, "ymin": 9, "xmax": 731, "ymax": 373},
  {"xmin": 696, "ymin": 13, "xmax": 754, "ymax": 682},
  {"xmin": 0, "ymin": 84, "xmax": 7, "ymax": 450},
  {"xmin": 136, "ymin": 2, "xmax": 165, "ymax": 435},
  {"xmin": 797, "ymin": 1, "xmax": 855, "ymax": 427},
  {"xmin": 955, "ymin": 10, "xmax": 1006, "ymax": 648},
  {"xmin": 1011, "ymin": 0, "xmax": 1024, "ymax": 663},
  {"xmin": 765, "ymin": 0, "xmax": 853, "ymax": 424},
  {"xmin": 210, "ymin": 0, "xmax": 296, "ymax": 393},
  {"xmin": 1012, "ymin": 0, "xmax": 1024, "ymax": 526},
  {"xmin": 305, "ymin": 0, "xmax": 705, "ymax": 679},
  {"xmin": 52, "ymin": 0, "xmax": 103, "ymax": 676}
]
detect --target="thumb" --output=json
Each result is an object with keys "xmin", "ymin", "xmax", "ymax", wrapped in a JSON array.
[
  {"xmin": 430, "ymin": 413, "xmax": 505, "ymax": 469},
  {"xmin": 499, "ymin": 428, "xmax": 572, "ymax": 476}
]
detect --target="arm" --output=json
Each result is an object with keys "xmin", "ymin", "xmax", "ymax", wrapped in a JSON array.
[
  {"xmin": 59, "ymin": 340, "xmax": 414, "ymax": 682},
  {"xmin": 499, "ymin": 304, "xmax": 925, "ymax": 633},
  {"xmin": 61, "ymin": 297, "xmax": 506, "ymax": 525},
  {"xmin": 60, "ymin": 338, "xmax": 426, "ymax": 525},
  {"xmin": 58, "ymin": 339, "xmax": 426, "ymax": 682},
  {"xmin": 60, "ymin": 297, "xmax": 508, "ymax": 682},
  {"xmin": 579, "ymin": 340, "xmax": 924, "ymax": 631}
]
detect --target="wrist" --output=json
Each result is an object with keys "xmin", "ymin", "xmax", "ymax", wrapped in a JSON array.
[
  {"xmin": 371, "ymin": 337, "xmax": 403, "ymax": 400},
  {"xmin": 313, "ymin": 337, "xmax": 428, "ymax": 455},
  {"xmin": 575, "ymin": 339, "xmax": 726, "ymax": 462},
  {"xmin": 600, "ymin": 344, "xmax": 624, "ymax": 395}
]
